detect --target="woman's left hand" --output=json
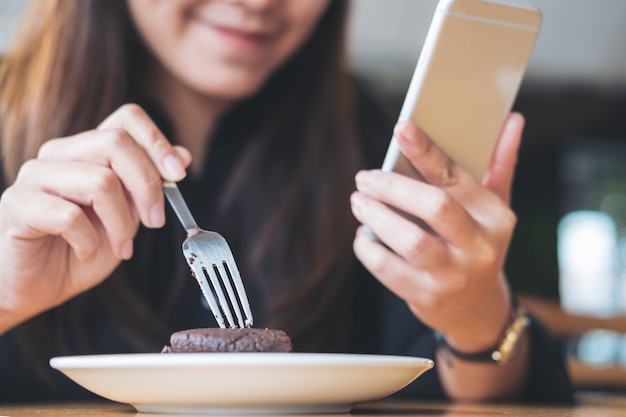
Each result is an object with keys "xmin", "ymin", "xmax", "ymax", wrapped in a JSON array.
[{"xmin": 351, "ymin": 113, "xmax": 524, "ymax": 354}]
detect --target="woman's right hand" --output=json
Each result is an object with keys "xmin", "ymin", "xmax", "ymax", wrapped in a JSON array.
[{"xmin": 0, "ymin": 104, "xmax": 191, "ymax": 334}]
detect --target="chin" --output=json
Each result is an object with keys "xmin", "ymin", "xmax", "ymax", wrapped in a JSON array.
[
  {"xmin": 196, "ymin": 82, "xmax": 266, "ymax": 103},
  {"xmin": 190, "ymin": 70, "xmax": 269, "ymax": 102}
]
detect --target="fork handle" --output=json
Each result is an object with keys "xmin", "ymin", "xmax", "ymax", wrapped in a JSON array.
[{"xmin": 163, "ymin": 181, "xmax": 199, "ymax": 232}]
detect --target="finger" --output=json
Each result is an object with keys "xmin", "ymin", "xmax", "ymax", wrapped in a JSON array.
[
  {"xmin": 1, "ymin": 186, "xmax": 100, "ymax": 262},
  {"xmin": 393, "ymin": 121, "xmax": 471, "ymax": 188},
  {"xmin": 173, "ymin": 145, "xmax": 193, "ymax": 167},
  {"xmin": 393, "ymin": 121, "xmax": 503, "ymax": 217},
  {"xmin": 353, "ymin": 170, "xmax": 477, "ymax": 246},
  {"xmin": 350, "ymin": 189, "xmax": 455, "ymax": 267},
  {"xmin": 353, "ymin": 226, "xmax": 439, "ymax": 297},
  {"xmin": 482, "ymin": 113, "xmax": 524, "ymax": 204},
  {"xmin": 17, "ymin": 159, "xmax": 137, "ymax": 259},
  {"xmin": 98, "ymin": 103, "xmax": 187, "ymax": 182},
  {"xmin": 38, "ymin": 129, "xmax": 166, "ymax": 229}
]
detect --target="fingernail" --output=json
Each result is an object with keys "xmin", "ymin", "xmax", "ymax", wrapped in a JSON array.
[
  {"xmin": 163, "ymin": 154, "xmax": 186, "ymax": 181},
  {"xmin": 150, "ymin": 201, "xmax": 165, "ymax": 227},
  {"xmin": 395, "ymin": 121, "xmax": 419, "ymax": 143},
  {"xmin": 355, "ymin": 170, "xmax": 374, "ymax": 189},
  {"xmin": 350, "ymin": 192, "xmax": 367, "ymax": 215},
  {"xmin": 120, "ymin": 240, "xmax": 134, "ymax": 260},
  {"xmin": 360, "ymin": 225, "xmax": 379, "ymax": 241}
]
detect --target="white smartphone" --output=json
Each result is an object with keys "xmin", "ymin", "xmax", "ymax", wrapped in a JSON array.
[{"xmin": 382, "ymin": 0, "xmax": 542, "ymax": 180}]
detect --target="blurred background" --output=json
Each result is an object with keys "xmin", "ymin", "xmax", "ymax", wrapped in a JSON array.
[{"xmin": 3, "ymin": 0, "xmax": 626, "ymax": 390}]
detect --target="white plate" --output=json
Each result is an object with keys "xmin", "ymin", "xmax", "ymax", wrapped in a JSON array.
[{"xmin": 50, "ymin": 353, "xmax": 433, "ymax": 415}]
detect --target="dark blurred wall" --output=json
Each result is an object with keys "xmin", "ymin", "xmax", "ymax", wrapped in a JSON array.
[{"xmin": 507, "ymin": 83, "xmax": 626, "ymax": 299}]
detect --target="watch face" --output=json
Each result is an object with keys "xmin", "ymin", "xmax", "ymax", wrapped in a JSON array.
[{"xmin": 495, "ymin": 308, "xmax": 531, "ymax": 365}]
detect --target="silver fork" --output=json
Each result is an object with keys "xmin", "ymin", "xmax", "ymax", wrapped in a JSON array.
[{"xmin": 163, "ymin": 181, "xmax": 253, "ymax": 329}]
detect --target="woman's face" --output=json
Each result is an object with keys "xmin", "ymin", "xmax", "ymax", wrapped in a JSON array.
[{"xmin": 127, "ymin": 0, "xmax": 332, "ymax": 101}]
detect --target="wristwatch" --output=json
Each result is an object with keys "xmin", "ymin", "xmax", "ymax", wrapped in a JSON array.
[{"xmin": 435, "ymin": 305, "xmax": 531, "ymax": 366}]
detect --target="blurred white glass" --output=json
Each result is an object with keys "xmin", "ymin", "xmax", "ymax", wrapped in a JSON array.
[{"xmin": 558, "ymin": 210, "xmax": 619, "ymax": 316}]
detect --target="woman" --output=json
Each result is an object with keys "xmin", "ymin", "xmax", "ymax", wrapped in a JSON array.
[{"xmin": 0, "ymin": 0, "xmax": 571, "ymax": 403}]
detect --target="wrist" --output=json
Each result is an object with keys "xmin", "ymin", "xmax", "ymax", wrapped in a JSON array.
[
  {"xmin": 435, "ymin": 302, "xmax": 530, "ymax": 366},
  {"xmin": 443, "ymin": 278, "xmax": 513, "ymax": 352}
]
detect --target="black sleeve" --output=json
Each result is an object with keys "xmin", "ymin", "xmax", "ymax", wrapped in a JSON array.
[
  {"xmin": 0, "ymin": 326, "xmax": 97, "ymax": 402},
  {"xmin": 523, "ymin": 314, "xmax": 575, "ymax": 403},
  {"xmin": 376, "ymin": 286, "xmax": 446, "ymax": 400}
]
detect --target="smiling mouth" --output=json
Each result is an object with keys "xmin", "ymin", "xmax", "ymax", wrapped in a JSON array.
[
  {"xmin": 191, "ymin": 14, "xmax": 276, "ymax": 50},
  {"xmin": 215, "ymin": 25, "xmax": 272, "ymax": 45}
]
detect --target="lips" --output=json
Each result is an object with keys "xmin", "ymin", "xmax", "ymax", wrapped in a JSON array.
[
  {"xmin": 213, "ymin": 24, "xmax": 273, "ymax": 44},
  {"xmin": 191, "ymin": 13, "xmax": 279, "ymax": 49}
]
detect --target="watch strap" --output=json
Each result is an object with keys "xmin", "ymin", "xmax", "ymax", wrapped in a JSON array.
[{"xmin": 435, "ymin": 305, "xmax": 530, "ymax": 366}]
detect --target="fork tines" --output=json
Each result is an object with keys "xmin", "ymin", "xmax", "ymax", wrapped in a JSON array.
[{"xmin": 186, "ymin": 251, "xmax": 253, "ymax": 329}]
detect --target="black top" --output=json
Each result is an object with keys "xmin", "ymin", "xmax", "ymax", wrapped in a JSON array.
[{"xmin": 0, "ymin": 83, "xmax": 573, "ymax": 404}]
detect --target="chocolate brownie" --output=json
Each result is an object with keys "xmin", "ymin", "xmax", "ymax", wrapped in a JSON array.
[{"xmin": 161, "ymin": 328, "xmax": 292, "ymax": 353}]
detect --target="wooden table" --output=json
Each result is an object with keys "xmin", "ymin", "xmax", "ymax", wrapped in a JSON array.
[{"xmin": 1, "ymin": 393, "xmax": 625, "ymax": 417}]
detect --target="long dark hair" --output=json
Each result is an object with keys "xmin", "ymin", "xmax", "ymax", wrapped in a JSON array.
[{"xmin": 0, "ymin": 0, "xmax": 362, "ymax": 376}]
